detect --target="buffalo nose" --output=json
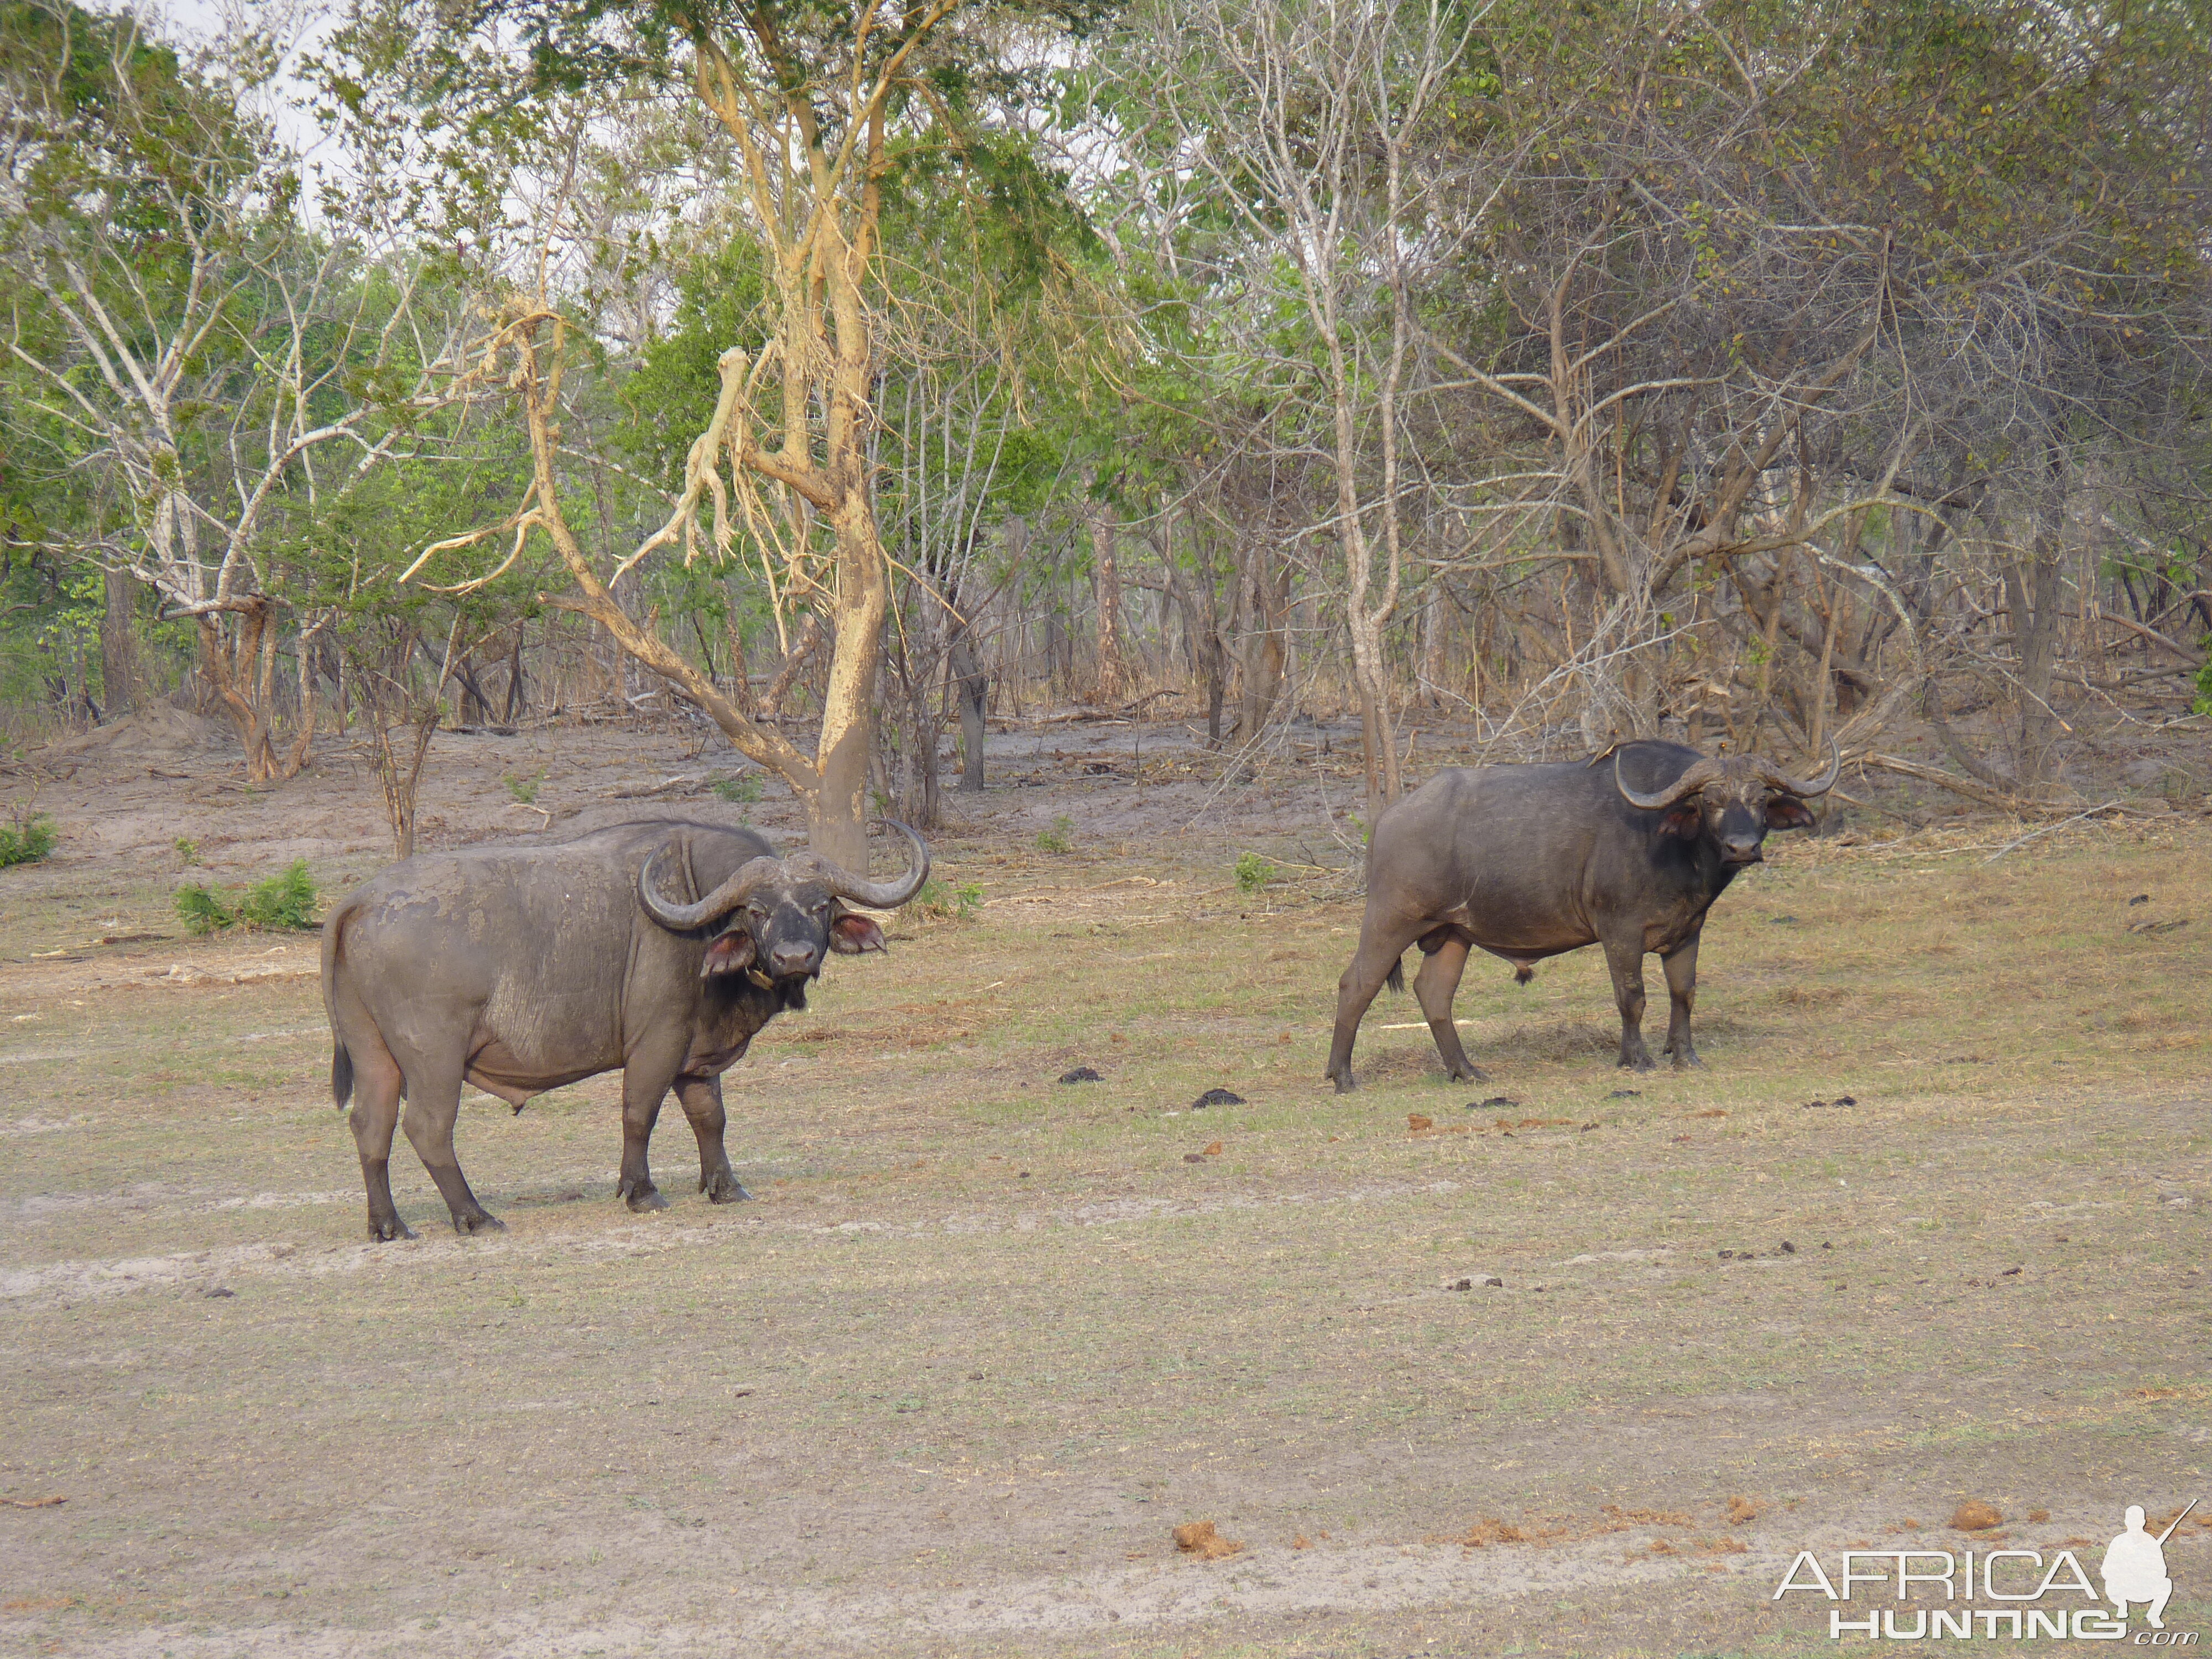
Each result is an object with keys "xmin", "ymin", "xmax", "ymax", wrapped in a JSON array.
[
  {"xmin": 1723, "ymin": 837, "xmax": 1762, "ymax": 863},
  {"xmin": 769, "ymin": 943, "xmax": 815, "ymax": 975}
]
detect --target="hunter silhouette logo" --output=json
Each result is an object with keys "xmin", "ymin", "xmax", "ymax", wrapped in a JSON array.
[{"xmin": 2106, "ymin": 1500, "xmax": 2195, "ymax": 1630}]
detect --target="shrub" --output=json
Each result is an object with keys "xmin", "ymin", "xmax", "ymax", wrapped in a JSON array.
[
  {"xmin": 174, "ymin": 836, "xmax": 200, "ymax": 866},
  {"xmin": 0, "ymin": 813, "xmax": 56, "ymax": 868},
  {"xmin": 910, "ymin": 878, "xmax": 983, "ymax": 921},
  {"xmin": 712, "ymin": 773, "xmax": 764, "ymax": 805},
  {"xmin": 176, "ymin": 859, "xmax": 320, "ymax": 935},
  {"xmin": 504, "ymin": 769, "xmax": 545, "ymax": 804},
  {"xmin": 1035, "ymin": 815, "xmax": 1074, "ymax": 854},
  {"xmin": 1234, "ymin": 851, "xmax": 1277, "ymax": 894}
]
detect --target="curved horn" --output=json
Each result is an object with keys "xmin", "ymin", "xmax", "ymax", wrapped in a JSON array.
[
  {"xmin": 1614, "ymin": 751, "xmax": 1724, "ymax": 811},
  {"xmin": 794, "ymin": 820, "xmax": 932, "ymax": 909},
  {"xmin": 1759, "ymin": 739, "xmax": 1841, "ymax": 799},
  {"xmin": 638, "ymin": 849, "xmax": 782, "ymax": 932}
]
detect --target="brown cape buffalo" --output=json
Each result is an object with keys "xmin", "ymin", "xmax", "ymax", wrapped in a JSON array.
[
  {"xmin": 322, "ymin": 819, "xmax": 928, "ymax": 1239},
  {"xmin": 1326, "ymin": 742, "xmax": 1837, "ymax": 1091}
]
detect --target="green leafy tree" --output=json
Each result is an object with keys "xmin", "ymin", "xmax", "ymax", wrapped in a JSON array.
[
  {"xmin": 1, "ymin": 2, "xmax": 485, "ymax": 776},
  {"xmin": 322, "ymin": 0, "xmax": 1109, "ymax": 860}
]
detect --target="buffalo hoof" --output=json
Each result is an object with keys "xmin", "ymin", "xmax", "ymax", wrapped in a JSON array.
[
  {"xmin": 1619, "ymin": 1052, "xmax": 1656, "ymax": 1073},
  {"xmin": 367, "ymin": 1213, "xmax": 415, "ymax": 1243},
  {"xmin": 702, "ymin": 1172, "xmax": 751, "ymax": 1204},
  {"xmin": 1447, "ymin": 1065, "xmax": 1489, "ymax": 1084},
  {"xmin": 1328, "ymin": 1071, "xmax": 1355, "ymax": 1094},
  {"xmin": 624, "ymin": 1186, "xmax": 670, "ymax": 1213},
  {"xmin": 452, "ymin": 1210, "xmax": 506, "ymax": 1235},
  {"xmin": 1670, "ymin": 1050, "xmax": 1704, "ymax": 1071}
]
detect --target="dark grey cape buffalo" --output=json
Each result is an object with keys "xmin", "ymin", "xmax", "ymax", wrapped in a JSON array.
[
  {"xmin": 322, "ymin": 818, "xmax": 928, "ymax": 1239},
  {"xmin": 1325, "ymin": 742, "xmax": 1837, "ymax": 1091}
]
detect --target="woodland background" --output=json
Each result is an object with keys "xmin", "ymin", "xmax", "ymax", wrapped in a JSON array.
[{"xmin": 6, "ymin": 0, "xmax": 2212, "ymax": 858}]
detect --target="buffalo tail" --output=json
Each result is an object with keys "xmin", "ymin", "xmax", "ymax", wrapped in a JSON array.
[
  {"xmin": 321, "ymin": 898, "xmax": 352, "ymax": 1112},
  {"xmin": 1386, "ymin": 958, "xmax": 1405, "ymax": 994}
]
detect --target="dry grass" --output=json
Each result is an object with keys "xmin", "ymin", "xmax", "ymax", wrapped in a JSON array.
[{"xmin": 0, "ymin": 814, "xmax": 2208, "ymax": 1658}]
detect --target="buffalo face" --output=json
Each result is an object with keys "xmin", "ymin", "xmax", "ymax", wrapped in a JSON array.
[
  {"xmin": 1613, "ymin": 744, "xmax": 1839, "ymax": 864},
  {"xmin": 697, "ymin": 881, "xmax": 890, "ymax": 989},
  {"xmin": 1684, "ymin": 778, "xmax": 1819, "ymax": 865},
  {"xmin": 637, "ymin": 822, "xmax": 930, "ymax": 997}
]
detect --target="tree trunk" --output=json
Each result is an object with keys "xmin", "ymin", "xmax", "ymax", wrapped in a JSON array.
[
  {"xmin": 198, "ymin": 604, "xmax": 281, "ymax": 781},
  {"xmin": 100, "ymin": 566, "xmax": 137, "ymax": 719},
  {"xmin": 375, "ymin": 715, "xmax": 439, "ymax": 862},
  {"xmin": 1347, "ymin": 608, "xmax": 1397, "ymax": 825},
  {"xmin": 805, "ymin": 577, "xmax": 879, "ymax": 865},
  {"xmin": 1417, "ymin": 578, "xmax": 1447, "ymax": 711},
  {"xmin": 2006, "ymin": 455, "xmax": 2069, "ymax": 791},
  {"xmin": 1092, "ymin": 497, "xmax": 1125, "ymax": 702},
  {"xmin": 951, "ymin": 629, "xmax": 987, "ymax": 792},
  {"xmin": 503, "ymin": 623, "xmax": 526, "ymax": 722},
  {"xmin": 1238, "ymin": 542, "xmax": 1287, "ymax": 740}
]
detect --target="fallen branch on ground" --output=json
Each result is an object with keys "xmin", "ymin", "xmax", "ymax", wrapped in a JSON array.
[
  {"xmin": 1857, "ymin": 753, "xmax": 2062, "ymax": 815},
  {"xmin": 612, "ymin": 773, "xmax": 712, "ymax": 799},
  {"xmin": 1982, "ymin": 802, "xmax": 2124, "ymax": 863}
]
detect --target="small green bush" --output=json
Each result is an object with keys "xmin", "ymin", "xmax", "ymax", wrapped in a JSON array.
[
  {"xmin": 0, "ymin": 813, "xmax": 56, "ymax": 868},
  {"xmin": 174, "ymin": 836, "xmax": 200, "ymax": 866},
  {"xmin": 2193, "ymin": 651, "xmax": 2211, "ymax": 718},
  {"xmin": 176, "ymin": 859, "xmax": 320, "ymax": 935},
  {"xmin": 712, "ymin": 773, "xmax": 764, "ymax": 805},
  {"xmin": 1035, "ymin": 815, "xmax": 1074, "ymax": 854},
  {"xmin": 1234, "ymin": 851, "xmax": 1277, "ymax": 894},
  {"xmin": 504, "ymin": 769, "xmax": 545, "ymax": 804},
  {"xmin": 910, "ymin": 878, "xmax": 983, "ymax": 921}
]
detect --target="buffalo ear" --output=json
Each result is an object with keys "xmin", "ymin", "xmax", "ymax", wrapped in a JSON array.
[
  {"xmin": 828, "ymin": 911, "xmax": 886, "ymax": 955},
  {"xmin": 1661, "ymin": 801, "xmax": 1703, "ymax": 839},
  {"xmin": 701, "ymin": 928, "xmax": 757, "ymax": 977},
  {"xmin": 1765, "ymin": 796, "xmax": 1817, "ymax": 831}
]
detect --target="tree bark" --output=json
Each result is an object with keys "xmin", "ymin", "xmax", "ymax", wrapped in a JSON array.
[
  {"xmin": 1091, "ymin": 497, "xmax": 1125, "ymax": 702},
  {"xmin": 2006, "ymin": 452, "xmax": 2069, "ymax": 791},
  {"xmin": 1238, "ymin": 541, "xmax": 1287, "ymax": 740},
  {"xmin": 951, "ymin": 628, "xmax": 987, "ymax": 791},
  {"xmin": 100, "ymin": 566, "xmax": 137, "ymax": 719},
  {"xmin": 1417, "ymin": 578, "xmax": 1447, "ymax": 711}
]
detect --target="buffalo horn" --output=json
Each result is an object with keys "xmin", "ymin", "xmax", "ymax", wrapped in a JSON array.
[
  {"xmin": 790, "ymin": 820, "xmax": 932, "ymax": 909},
  {"xmin": 1758, "ymin": 739, "xmax": 1841, "ymax": 799},
  {"xmin": 1614, "ymin": 752, "xmax": 1724, "ymax": 811},
  {"xmin": 638, "ymin": 851, "xmax": 782, "ymax": 931}
]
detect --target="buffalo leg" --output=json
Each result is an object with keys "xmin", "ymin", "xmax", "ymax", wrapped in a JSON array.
[
  {"xmin": 674, "ymin": 1075, "xmax": 749, "ymax": 1203},
  {"xmin": 1602, "ymin": 935, "xmax": 1655, "ymax": 1071},
  {"xmin": 1660, "ymin": 935, "xmax": 1702, "ymax": 1070},
  {"xmin": 1411, "ymin": 936, "xmax": 1484, "ymax": 1083},
  {"xmin": 398, "ymin": 1060, "xmax": 503, "ymax": 1235},
  {"xmin": 345, "ymin": 1035, "xmax": 414, "ymax": 1242},
  {"xmin": 617, "ymin": 1065, "xmax": 677, "ymax": 1213},
  {"xmin": 1325, "ymin": 919, "xmax": 1427, "ymax": 1093}
]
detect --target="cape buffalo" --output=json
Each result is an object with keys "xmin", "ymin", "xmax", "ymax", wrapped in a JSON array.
[
  {"xmin": 1324, "ymin": 742, "xmax": 1837, "ymax": 1091},
  {"xmin": 322, "ymin": 818, "xmax": 928, "ymax": 1239}
]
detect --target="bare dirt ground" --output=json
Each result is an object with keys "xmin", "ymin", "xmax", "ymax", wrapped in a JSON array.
[{"xmin": 3, "ymin": 709, "xmax": 2210, "ymax": 1657}]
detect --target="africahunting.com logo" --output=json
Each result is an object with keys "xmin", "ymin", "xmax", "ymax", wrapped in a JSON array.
[{"xmin": 1773, "ymin": 1501, "xmax": 2199, "ymax": 1643}]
